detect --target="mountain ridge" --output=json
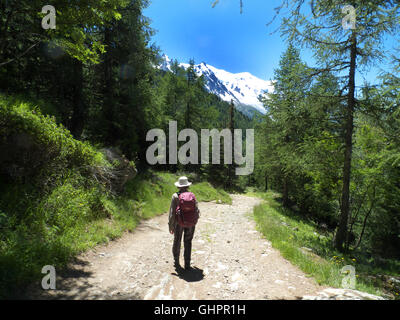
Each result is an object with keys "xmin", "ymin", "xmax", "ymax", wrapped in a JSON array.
[{"xmin": 159, "ymin": 54, "xmax": 274, "ymax": 116}]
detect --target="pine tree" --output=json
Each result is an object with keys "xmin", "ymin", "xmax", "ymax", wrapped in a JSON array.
[
  {"xmin": 226, "ymin": 100, "xmax": 235, "ymax": 189},
  {"xmin": 261, "ymin": 43, "xmax": 311, "ymax": 207},
  {"xmin": 271, "ymin": 0, "xmax": 400, "ymax": 252}
]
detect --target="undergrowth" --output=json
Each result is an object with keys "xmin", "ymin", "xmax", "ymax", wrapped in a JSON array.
[{"xmin": 250, "ymin": 191, "xmax": 400, "ymax": 299}]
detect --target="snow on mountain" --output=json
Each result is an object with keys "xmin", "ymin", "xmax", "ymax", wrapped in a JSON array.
[{"xmin": 159, "ymin": 54, "xmax": 274, "ymax": 115}]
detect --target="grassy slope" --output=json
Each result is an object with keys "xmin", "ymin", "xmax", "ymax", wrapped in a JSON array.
[
  {"xmin": 0, "ymin": 171, "xmax": 231, "ymax": 299},
  {"xmin": 126, "ymin": 172, "xmax": 232, "ymax": 220},
  {"xmin": 249, "ymin": 191, "xmax": 400, "ymax": 299}
]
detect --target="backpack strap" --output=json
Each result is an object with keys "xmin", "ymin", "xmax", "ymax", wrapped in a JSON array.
[{"xmin": 175, "ymin": 192, "xmax": 185, "ymax": 225}]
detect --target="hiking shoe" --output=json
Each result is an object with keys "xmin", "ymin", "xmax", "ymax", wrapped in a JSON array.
[{"xmin": 174, "ymin": 260, "xmax": 180, "ymax": 269}]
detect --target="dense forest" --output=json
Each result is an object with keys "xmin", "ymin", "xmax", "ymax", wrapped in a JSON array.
[
  {"xmin": 0, "ymin": 0, "xmax": 399, "ymax": 298},
  {"xmin": 251, "ymin": 0, "xmax": 400, "ymax": 258}
]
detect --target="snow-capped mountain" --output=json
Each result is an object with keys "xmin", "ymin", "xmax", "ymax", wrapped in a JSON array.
[{"xmin": 159, "ymin": 54, "xmax": 274, "ymax": 116}]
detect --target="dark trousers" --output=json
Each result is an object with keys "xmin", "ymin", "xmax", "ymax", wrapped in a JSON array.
[{"xmin": 173, "ymin": 224, "xmax": 195, "ymax": 266}]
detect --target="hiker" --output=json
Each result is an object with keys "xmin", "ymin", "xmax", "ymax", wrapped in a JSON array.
[{"xmin": 168, "ymin": 176, "xmax": 200, "ymax": 270}]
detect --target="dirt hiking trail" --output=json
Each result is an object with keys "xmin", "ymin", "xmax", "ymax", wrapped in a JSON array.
[{"xmin": 28, "ymin": 194, "xmax": 325, "ymax": 300}]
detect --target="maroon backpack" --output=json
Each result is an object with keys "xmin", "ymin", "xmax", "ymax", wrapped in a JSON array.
[{"xmin": 176, "ymin": 192, "xmax": 199, "ymax": 228}]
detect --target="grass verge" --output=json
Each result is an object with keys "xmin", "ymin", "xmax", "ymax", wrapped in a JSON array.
[{"xmin": 249, "ymin": 191, "xmax": 400, "ymax": 299}]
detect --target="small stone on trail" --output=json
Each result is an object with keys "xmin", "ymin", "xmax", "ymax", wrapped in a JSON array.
[
  {"xmin": 231, "ymin": 272, "xmax": 243, "ymax": 282},
  {"xmin": 212, "ymin": 282, "xmax": 222, "ymax": 289},
  {"xmin": 230, "ymin": 282, "xmax": 239, "ymax": 291},
  {"xmin": 215, "ymin": 262, "xmax": 228, "ymax": 272}
]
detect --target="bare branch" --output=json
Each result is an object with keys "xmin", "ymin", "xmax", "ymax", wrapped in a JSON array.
[{"xmin": 0, "ymin": 42, "xmax": 40, "ymax": 68}]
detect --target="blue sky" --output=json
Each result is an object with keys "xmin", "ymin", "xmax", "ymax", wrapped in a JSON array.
[
  {"xmin": 144, "ymin": 0, "xmax": 284, "ymax": 81},
  {"xmin": 143, "ymin": 0, "xmax": 397, "ymax": 84}
]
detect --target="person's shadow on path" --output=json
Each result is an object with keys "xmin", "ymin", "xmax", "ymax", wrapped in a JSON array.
[{"xmin": 172, "ymin": 266, "xmax": 204, "ymax": 282}]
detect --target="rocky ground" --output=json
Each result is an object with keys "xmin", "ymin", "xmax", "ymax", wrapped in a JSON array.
[{"xmin": 26, "ymin": 194, "xmax": 383, "ymax": 300}]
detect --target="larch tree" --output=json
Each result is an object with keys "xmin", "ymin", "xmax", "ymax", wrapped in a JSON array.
[
  {"xmin": 262, "ymin": 43, "xmax": 311, "ymax": 207},
  {"xmin": 268, "ymin": 0, "xmax": 400, "ymax": 251}
]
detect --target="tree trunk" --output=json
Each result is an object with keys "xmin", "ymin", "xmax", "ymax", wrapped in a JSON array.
[
  {"xmin": 335, "ymin": 31, "xmax": 357, "ymax": 252},
  {"xmin": 353, "ymin": 186, "xmax": 375, "ymax": 250},
  {"xmin": 227, "ymin": 100, "xmax": 235, "ymax": 189},
  {"xmin": 184, "ymin": 76, "xmax": 193, "ymax": 173},
  {"xmin": 185, "ymin": 101, "xmax": 191, "ymax": 129},
  {"xmin": 346, "ymin": 190, "xmax": 367, "ymax": 250},
  {"xmin": 283, "ymin": 176, "xmax": 289, "ymax": 207},
  {"xmin": 103, "ymin": 26, "xmax": 116, "ymax": 144},
  {"xmin": 70, "ymin": 59, "xmax": 85, "ymax": 138}
]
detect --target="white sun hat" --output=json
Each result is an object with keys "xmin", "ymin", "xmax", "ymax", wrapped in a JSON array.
[{"xmin": 174, "ymin": 176, "xmax": 192, "ymax": 188}]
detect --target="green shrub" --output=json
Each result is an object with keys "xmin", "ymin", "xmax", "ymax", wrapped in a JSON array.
[{"xmin": 0, "ymin": 95, "xmax": 108, "ymax": 186}]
